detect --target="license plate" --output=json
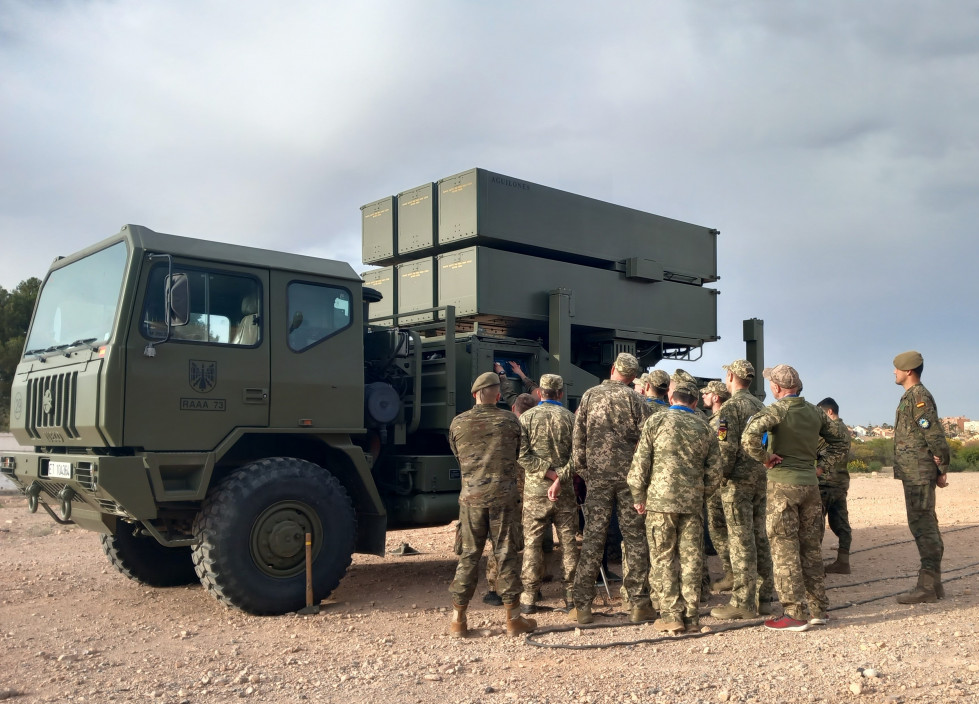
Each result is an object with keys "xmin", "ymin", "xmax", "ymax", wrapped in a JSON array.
[{"xmin": 48, "ymin": 461, "xmax": 72, "ymax": 479}]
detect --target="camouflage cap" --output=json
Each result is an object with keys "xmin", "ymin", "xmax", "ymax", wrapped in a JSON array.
[
  {"xmin": 613, "ymin": 352, "xmax": 641, "ymax": 377},
  {"xmin": 722, "ymin": 359, "xmax": 755, "ymax": 379},
  {"xmin": 539, "ymin": 373, "xmax": 564, "ymax": 391},
  {"xmin": 763, "ymin": 364, "xmax": 801, "ymax": 389},
  {"xmin": 700, "ymin": 380, "xmax": 730, "ymax": 398},
  {"xmin": 893, "ymin": 350, "xmax": 923, "ymax": 371},
  {"xmin": 671, "ymin": 368, "xmax": 698, "ymax": 387},
  {"xmin": 471, "ymin": 371, "xmax": 501, "ymax": 394},
  {"xmin": 648, "ymin": 369, "xmax": 670, "ymax": 389},
  {"xmin": 672, "ymin": 380, "xmax": 700, "ymax": 397}
]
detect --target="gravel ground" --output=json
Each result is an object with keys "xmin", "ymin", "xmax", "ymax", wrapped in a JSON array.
[{"xmin": 1, "ymin": 451, "xmax": 977, "ymax": 704}]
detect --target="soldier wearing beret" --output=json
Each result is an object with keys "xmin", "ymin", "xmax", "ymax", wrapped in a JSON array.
[
  {"xmin": 517, "ymin": 374, "xmax": 580, "ymax": 613},
  {"xmin": 447, "ymin": 371, "xmax": 537, "ymax": 638},
  {"xmin": 892, "ymin": 350, "xmax": 950, "ymax": 604},
  {"xmin": 701, "ymin": 380, "xmax": 733, "ymax": 593},
  {"xmin": 743, "ymin": 364, "xmax": 848, "ymax": 632},
  {"xmin": 629, "ymin": 378, "xmax": 721, "ymax": 633},
  {"xmin": 570, "ymin": 352, "xmax": 654, "ymax": 624},
  {"xmin": 710, "ymin": 359, "xmax": 775, "ymax": 621}
]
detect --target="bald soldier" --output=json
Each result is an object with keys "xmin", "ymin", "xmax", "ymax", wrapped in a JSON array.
[
  {"xmin": 517, "ymin": 373, "xmax": 580, "ymax": 612},
  {"xmin": 447, "ymin": 371, "xmax": 537, "ymax": 637},
  {"xmin": 743, "ymin": 364, "xmax": 848, "ymax": 632},
  {"xmin": 892, "ymin": 350, "xmax": 950, "ymax": 604},
  {"xmin": 701, "ymin": 380, "xmax": 733, "ymax": 592},
  {"xmin": 629, "ymin": 378, "xmax": 721, "ymax": 633},
  {"xmin": 570, "ymin": 352, "xmax": 654, "ymax": 624}
]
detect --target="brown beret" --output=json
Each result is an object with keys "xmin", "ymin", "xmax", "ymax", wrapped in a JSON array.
[
  {"xmin": 893, "ymin": 350, "xmax": 923, "ymax": 370},
  {"xmin": 471, "ymin": 371, "xmax": 502, "ymax": 394}
]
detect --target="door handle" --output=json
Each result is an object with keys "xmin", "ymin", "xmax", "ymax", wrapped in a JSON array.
[{"xmin": 243, "ymin": 388, "xmax": 269, "ymax": 404}]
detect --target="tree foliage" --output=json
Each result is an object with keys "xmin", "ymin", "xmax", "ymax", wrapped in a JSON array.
[{"xmin": 0, "ymin": 277, "xmax": 40, "ymax": 429}]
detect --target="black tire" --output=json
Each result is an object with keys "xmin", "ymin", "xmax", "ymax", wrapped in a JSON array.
[
  {"xmin": 100, "ymin": 527, "xmax": 198, "ymax": 588},
  {"xmin": 192, "ymin": 458, "xmax": 356, "ymax": 615}
]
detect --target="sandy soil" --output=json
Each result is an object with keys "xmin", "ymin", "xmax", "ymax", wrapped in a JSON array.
[{"xmin": 1, "ymin": 441, "xmax": 977, "ymax": 703}]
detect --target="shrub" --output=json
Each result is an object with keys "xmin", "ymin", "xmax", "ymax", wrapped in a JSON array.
[
  {"xmin": 868, "ymin": 460, "xmax": 883, "ymax": 473},
  {"xmin": 847, "ymin": 460, "xmax": 869, "ymax": 472}
]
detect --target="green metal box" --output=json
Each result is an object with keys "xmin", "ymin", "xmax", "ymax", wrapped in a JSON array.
[
  {"xmin": 437, "ymin": 246, "xmax": 717, "ymax": 345},
  {"xmin": 437, "ymin": 168, "xmax": 718, "ymax": 283},
  {"xmin": 362, "ymin": 267, "xmax": 395, "ymax": 325},
  {"xmin": 361, "ymin": 196, "xmax": 397, "ymax": 265},
  {"xmin": 397, "ymin": 183, "xmax": 437, "ymax": 256},
  {"xmin": 396, "ymin": 256, "xmax": 436, "ymax": 324}
]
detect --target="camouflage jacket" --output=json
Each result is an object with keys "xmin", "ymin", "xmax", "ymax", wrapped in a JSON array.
[
  {"xmin": 817, "ymin": 416, "xmax": 852, "ymax": 488},
  {"xmin": 572, "ymin": 379, "xmax": 650, "ymax": 487},
  {"xmin": 894, "ymin": 383, "xmax": 950, "ymax": 484},
  {"xmin": 628, "ymin": 406, "xmax": 721, "ymax": 514},
  {"xmin": 715, "ymin": 388, "xmax": 767, "ymax": 482},
  {"xmin": 502, "ymin": 375, "xmax": 538, "ymax": 407},
  {"xmin": 448, "ymin": 404, "xmax": 522, "ymax": 507},
  {"xmin": 646, "ymin": 397, "xmax": 669, "ymax": 412},
  {"xmin": 743, "ymin": 396, "xmax": 849, "ymax": 486},
  {"xmin": 518, "ymin": 401, "xmax": 575, "ymax": 497}
]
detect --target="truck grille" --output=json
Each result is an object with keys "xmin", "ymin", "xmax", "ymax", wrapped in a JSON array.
[{"xmin": 25, "ymin": 372, "xmax": 80, "ymax": 440}]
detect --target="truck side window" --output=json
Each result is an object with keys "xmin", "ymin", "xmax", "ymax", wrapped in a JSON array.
[
  {"xmin": 287, "ymin": 282, "xmax": 352, "ymax": 352},
  {"xmin": 141, "ymin": 266, "xmax": 261, "ymax": 346}
]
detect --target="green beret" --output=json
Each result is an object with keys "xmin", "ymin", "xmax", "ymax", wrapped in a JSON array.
[
  {"xmin": 893, "ymin": 350, "xmax": 923, "ymax": 370},
  {"xmin": 471, "ymin": 371, "xmax": 502, "ymax": 394}
]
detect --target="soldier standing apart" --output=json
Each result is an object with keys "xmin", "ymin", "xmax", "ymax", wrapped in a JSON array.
[
  {"xmin": 892, "ymin": 350, "xmax": 950, "ymax": 603},
  {"xmin": 743, "ymin": 365, "xmax": 847, "ymax": 632},
  {"xmin": 701, "ymin": 380, "xmax": 733, "ymax": 592},
  {"xmin": 815, "ymin": 398, "xmax": 853, "ymax": 574},
  {"xmin": 447, "ymin": 371, "xmax": 537, "ymax": 637},
  {"xmin": 629, "ymin": 379, "xmax": 721, "ymax": 633},
  {"xmin": 517, "ymin": 374, "xmax": 580, "ymax": 613},
  {"xmin": 570, "ymin": 352, "xmax": 654, "ymax": 624},
  {"xmin": 710, "ymin": 360, "xmax": 775, "ymax": 621}
]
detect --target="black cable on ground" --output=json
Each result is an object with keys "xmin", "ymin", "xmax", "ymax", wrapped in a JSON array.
[{"xmin": 834, "ymin": 523, "xmax": 979, "ymax": 557}]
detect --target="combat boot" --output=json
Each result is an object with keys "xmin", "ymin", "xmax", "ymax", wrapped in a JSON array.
[
  {"xmin": 710, "ymin": 604, "xmax": 757, "ymax": 620},
  {"xmin": 629, "ymin": 599, "xmax": 657, "ymax": 623},
  {"xmin": 449, "ymin": 603, "xmax": 468, "ymax": 638},
  {"xmin": 570, "ymin": 604, "xmax": 593, "ymax": 624},
  {"xmin": 896, "ymin": 569, "xmax": 939, "ymax": 604},
  {"xmin": 505, "ymin": 604, "xmax": 537, "ymax": 636},
  {"xmin": 824, "ymin": 548, "xmax": 850, "ymax": 574},
  {"xmin": 935, "ymin": 570, "xmax": 945, "ymax": 599},
  {"xmin": 711, "ymin": 571, "xmax": 734, "ymax": 593}
]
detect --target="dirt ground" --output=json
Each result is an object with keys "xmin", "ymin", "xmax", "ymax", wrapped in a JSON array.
[{"xmin": 1, "ymin": 441, "xmax": 978, "ymax": 703}]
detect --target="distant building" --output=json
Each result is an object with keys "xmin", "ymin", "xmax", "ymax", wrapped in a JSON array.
[
  {"xmin": 852, "ymin": 425, "xmax": 869, "ymax": 437},
  {"xmin": 870, "ymin": 426, "xmax": 894, "ymax": 439},
  {"xmin": 965, "ymin": 420, "xmax": 979, "ymax": 435},
  {"xmin": 942, "ymin": 416, "xmax": 967, "ymax": 435}
]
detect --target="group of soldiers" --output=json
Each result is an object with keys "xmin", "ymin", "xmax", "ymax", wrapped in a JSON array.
[{"xmin": 446, "ymin": 348, "xmax": 951, "ymax": 637}]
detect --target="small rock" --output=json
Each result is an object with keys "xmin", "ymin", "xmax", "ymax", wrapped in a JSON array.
[
  {"xmin": 863, "ymin": 668, "xmax": 879, "ymax": 678},
  {"xmin": 485, "ymin": 686, "xmax": 495, "ymax": 694},
  {"xmin": 702, "ymin": 646, "xmax": 711, "ymax": 654},
  {"xmin": 717, "ymin": 690, "xmax": 730, "ymax": 702},
  {"xmin": 423, "ymin": 674, "xmax": 442, "ymax": 682},
  {"xmin": 850, "ymin": 682, "xmax": 863, "ymax": 695},
  {"xmin": 700, "ymin": 626, "xmax": 711, "ymax": 633}
]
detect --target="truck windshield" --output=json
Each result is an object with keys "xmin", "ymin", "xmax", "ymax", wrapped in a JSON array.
[{"xmin": 24, "ymin": 241, "xmax": 129, "ymax": 357}]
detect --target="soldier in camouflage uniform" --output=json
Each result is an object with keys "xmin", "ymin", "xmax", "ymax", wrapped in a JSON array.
[
  {"xmin": 495, "ymin": 361, "xmax": 540, "ymax": 407},
  {"xmin": 815, "ymin": 398, "xmax": 853, "ymax": 574},
  {"xmin": 892, "ymin": 350, "xmax": 950, "ymax": 604},
  {"xmin": 629, "ymin": 378, "xmax": 721, "ymax": 633},
  {"xmin": 709, "ymin": 360, "xmax": 775, "ymax": 621},
  {"xmin": 517, "ymin": 374, "xmax": 580, "ymax": 612},
  {"xmin": 701, "ymin": 380, "xmax": 733, "ymax": 592},
  {"xmin": 447, "ymin": 371, "xmax": 537, "ymax": 638},
  {"xmin": 743, "ymin": 364, "xmax": 848, "ymax": 632},
  {"xmin": 570, "ymin": 352, "xmax": 654, "ymax": 624}
]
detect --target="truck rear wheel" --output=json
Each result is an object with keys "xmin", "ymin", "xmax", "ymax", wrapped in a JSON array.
[
  {"xmin": 192, "ymin": 458, "xmax": 356, "ymax": 615},
  {"xmin": 100, "ymin": 528, "xmax": 198, "ymax": 587}
]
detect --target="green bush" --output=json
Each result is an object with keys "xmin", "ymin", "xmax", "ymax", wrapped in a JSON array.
[{"xmin": 868, "ymin": 460, "xmax": 883, "ymax": 473}]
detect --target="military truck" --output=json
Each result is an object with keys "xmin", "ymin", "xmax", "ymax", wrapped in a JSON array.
[{"xmin": 2, "ymin": 168, "xmax": 763, "ymax": 614}]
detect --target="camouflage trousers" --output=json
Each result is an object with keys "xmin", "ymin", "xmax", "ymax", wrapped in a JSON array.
[
  {"xmin": 449, "ymin": 503, "xmax": 522, "ymax": 606},
  {"xmin": 706, "ymin": 488, "xmax": 731, "ymax": 574},
  {"xmin": 572, "ymin": 480, "xmax": 649, "ymax": 609},
  {"xmin": 520, "ymin": 494, "xmax": 580, "ymax": 606},
  {"xmin": 721, "ymin": 474, "xmax": 774, "ymax": 611},
  {"xmin": 766, "ymin": 482, "xmax": 827, "ymax": 621},
  {"xmin": 819, "ymin": 484, "xmax": 852, "ymax": 552},
  {"xmin": 459, "ymin": 502, "xmax": 524, "ymax": 591},
  {"xmin": 902, "ymin": 480, "xmax": 944, "ymax": 572},
  {"xmin": 647, "ymin": 511, "xmax": 703, "ymax": 622}
]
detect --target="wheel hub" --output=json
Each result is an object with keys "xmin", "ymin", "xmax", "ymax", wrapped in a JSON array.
[{"xmin": 250, "ymin": 501, "xmax": 322, "ymax": 577}]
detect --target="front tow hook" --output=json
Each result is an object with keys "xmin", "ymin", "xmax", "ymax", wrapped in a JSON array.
[
  {"xmin": 57, "ymin": 486, "xmax": 76, "ymax": 521},
  {"xmin": 26, "ymin": 481, "xmax": 41, "ymax": 513}
]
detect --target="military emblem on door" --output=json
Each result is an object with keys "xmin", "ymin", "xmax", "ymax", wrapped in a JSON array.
[{"xmin": 189, "ymin": 360, "xmax": 217, "ymax": 393}]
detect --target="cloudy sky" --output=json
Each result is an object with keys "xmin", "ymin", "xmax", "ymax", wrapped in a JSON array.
[{"xmin": 1, "ymin": 1, "xmax": 977, "ymax": 425}]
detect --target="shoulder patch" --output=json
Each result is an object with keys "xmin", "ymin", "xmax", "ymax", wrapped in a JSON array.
[
  {"xmin": 916, "ymin": 402, "xmax": 926, "ymax": 408},
  {"xmin": 717, "ymin": 419, "xmax": 728, "ymax": 442},
  {"xmin": 918, "ymin": 418, "xmax": 930, "ymax": 429}
]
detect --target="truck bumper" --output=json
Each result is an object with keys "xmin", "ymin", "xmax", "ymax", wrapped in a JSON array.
[{"xmin": 1, "ymin": 452, "xmax": 158, "ymax": 532}]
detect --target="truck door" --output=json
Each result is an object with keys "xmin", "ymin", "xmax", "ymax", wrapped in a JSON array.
[{"xmin": 123, "ymin": 261, "xmax": 270, "ymax": 451}]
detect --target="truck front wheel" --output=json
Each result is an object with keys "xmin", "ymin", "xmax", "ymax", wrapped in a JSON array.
[
  {"xmin": 100, "ymin": 528, "xmax": 198, "ymax": 587},
  {"xmin": 192, "ymin": 458, "xmax": 356, "ymax": 615}
]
